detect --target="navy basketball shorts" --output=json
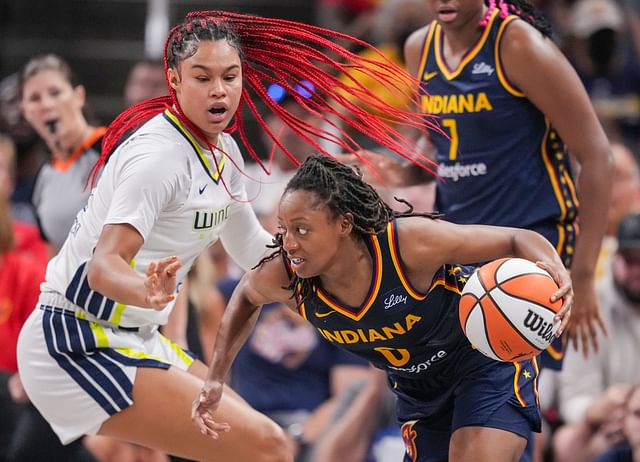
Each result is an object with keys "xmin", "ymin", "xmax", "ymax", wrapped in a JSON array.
[{"xmin": 394, "ymin": 356, "xmax": 541, "ymax": 462}]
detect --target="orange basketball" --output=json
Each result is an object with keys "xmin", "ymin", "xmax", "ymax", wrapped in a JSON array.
[{"xmin": 458, "ymin": 257, "xmax": 562, "ymax": 362}]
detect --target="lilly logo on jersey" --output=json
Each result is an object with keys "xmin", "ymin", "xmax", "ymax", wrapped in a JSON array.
[
  {"xmin": 383, "ymin": 292, "xmax": 408, "ymax": 310},
  {"xmin": 193, "ymin": 205, "xmax": 230, "ymax": 230},
  {"xmin": 471, "ymin": 62, "xmax": 495, "ymax": 76}
]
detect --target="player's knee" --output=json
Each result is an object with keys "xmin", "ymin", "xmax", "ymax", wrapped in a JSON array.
[{"xmin": 253, "ymin": 420, "xmax": 292, "ymax": 462}]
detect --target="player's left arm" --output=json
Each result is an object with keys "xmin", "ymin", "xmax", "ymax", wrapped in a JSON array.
[{"xmin": 500, "ymin": 21, "xmax": 613, "ymax": 356}]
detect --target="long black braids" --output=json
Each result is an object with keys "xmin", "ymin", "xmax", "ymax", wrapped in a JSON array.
[
  {"xmin": 482, "ymin": 0, "xmax": 552, "ymax": 37},
  {"xmin": 254, "ymin": 155, "xmax": 442, "ymax": 305}
]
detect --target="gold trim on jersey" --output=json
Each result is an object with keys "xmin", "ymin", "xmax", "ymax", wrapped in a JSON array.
[
  {"xmin": 434, "ymin": 8, "xmax": 498, "ymax": 80},
  {"xmin": 495, "ymin": 15, "xmax": 526, "ymax": 97},
  {"xmin": 163, "ymin": 109, "xmax": 225, "ymax": 183},
  {"xmin": 387, "ymin": 222, "xmax": 427, "ymax": 300},
  {"xmin": 418, "ymin": 23, "xmax": 438, "ymax": 82},
  {"xmin": 540, "ymin": 120, "xmax": 578, "ymax": 256}
]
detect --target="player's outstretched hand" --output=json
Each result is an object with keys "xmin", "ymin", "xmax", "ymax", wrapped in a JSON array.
[
  {"xmin": 144, "ymin": 256, "xmax": 182, "ymax": 310},
  {"xmin": 565, "ymin": 273, "xmax": 607, "ymax": 358},
  {"xmin": 536, "ymin": 260, "xmax": 573, "ymax": 336},
  {"xmin": 192, "ymin": 380, "xmax": 231, "ymax": 439}
]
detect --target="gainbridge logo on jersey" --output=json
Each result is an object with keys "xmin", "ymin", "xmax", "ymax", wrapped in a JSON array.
[{"xmin": 438, "ymin": 162, "xmax": 488, "ymax": 182}]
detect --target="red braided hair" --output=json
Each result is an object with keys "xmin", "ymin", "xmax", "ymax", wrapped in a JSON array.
[
  {"xmin": 480, "ymin": 0, "xmax": 552, "ymax": 35},
  {"xmin": 91, "ymin": 10, "xmax": 440, "ymax": 188}
]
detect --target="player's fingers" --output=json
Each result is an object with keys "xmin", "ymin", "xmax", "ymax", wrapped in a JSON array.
[
  {"xmin": 146, "ymin": 261, "xmax": 157, "ymax": 277},
  {"xmin": 568, "ymin": 325, "xmax": 579, "ymax": 351},
  {"xmin": 580, "ymin": 324, "xmax": 590, "ymax": 358},
  {"xmin": 156, "ymin": 255, "xmax": 178, "ymax": 274},
  {"xmin": 589, "ymin": 323, "xmax": 599, "ymax": 353},
  {"xmin": 557, "ymin": 306, "xmax": 571, "ymax": 336},
  {"xmin": 165, "ymin": 260, "xmax": 182, "ymax": 277},
  {"xmin": 200, "ymin": 417, "xmax": 230, "ymax": 439},
  {"xmin": 588, "ymin": 316, "xmax": 600, "ymax": 352},
  {"xmin": 597, "ymin": 314, "xmax": 608, "ymax": 338},
  {"xmin": 145, "ymin": 273, "xmax": 158, "ymax": 288},
  {"xmin": 554, "ymin": 288, "xmax": 572, "ymax": 323}
]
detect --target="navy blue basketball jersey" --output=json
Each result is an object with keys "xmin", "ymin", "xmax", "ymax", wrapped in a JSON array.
[
  {"xmin": 418, "ymin": 9, "xmax": 578, "ymax": 269},
  {"xmin": 296, "ymin": 219, "xmax": 476, "ymax": 379}
]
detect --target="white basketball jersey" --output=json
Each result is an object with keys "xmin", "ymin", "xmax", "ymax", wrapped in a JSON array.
[{"xmin": 42, "ymin": 111, "xmax": 252, "ymax": 327}]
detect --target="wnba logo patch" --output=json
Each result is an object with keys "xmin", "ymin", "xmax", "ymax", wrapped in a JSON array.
[{"xmin": 193, "ymin": 205, "xmax": 230, "ymax": 230}]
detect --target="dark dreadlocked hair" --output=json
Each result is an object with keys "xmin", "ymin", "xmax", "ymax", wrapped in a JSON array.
[
  {"xmin": 481, "ymin": 0, "xmax": 552, "ymax": 37},
  {"xmin": 255, "ymin": 155, "xmax": 442, "ymax": 304},
  {"xmin": 90, "ymin": 10, "xmax": 441, "ymax": 189}
]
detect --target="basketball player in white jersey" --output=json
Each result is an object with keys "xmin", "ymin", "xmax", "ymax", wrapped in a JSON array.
[{"xmin": 16, "ymin": 20, "xmax": 291, "ymax": 462}]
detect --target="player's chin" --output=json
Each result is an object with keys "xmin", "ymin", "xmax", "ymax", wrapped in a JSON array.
[{"xmin": 292, "ymin": 263, "xmax": 318, "ymax": 279}]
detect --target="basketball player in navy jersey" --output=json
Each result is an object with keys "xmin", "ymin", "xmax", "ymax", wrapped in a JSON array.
[
  {"xmin": 359, "ymin": 0, "xmax": 612, "ymax": 363},
  {"xmin": 193, "ymin": 155, "xmax": 573, "ymax": 462}
]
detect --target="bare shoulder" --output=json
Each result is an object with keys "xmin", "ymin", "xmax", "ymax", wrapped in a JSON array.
[
  {"xmin": 394, "ymin": 216, "xmax": 444, "ymax": 269},
  {"xmin": 404, "ymin": 24, "xmax": 431, "ymax": 76},
  {"xmin": 500, "ymin": 20, "xmax": 565, "ymax": 80}
]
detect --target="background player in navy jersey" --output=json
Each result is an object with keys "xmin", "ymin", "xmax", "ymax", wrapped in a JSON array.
[
  {"xmin": 357, "ymin": 0, "xmax": 612, "ymax": 361},
  {"xmin": 193, "ymin": 155, "xmax": 573, "ymax": 462}
]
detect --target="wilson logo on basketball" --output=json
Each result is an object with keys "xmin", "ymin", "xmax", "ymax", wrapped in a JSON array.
[{"xmin": 523, "ymin": 310, "xmax": 556, "ymax": 343}]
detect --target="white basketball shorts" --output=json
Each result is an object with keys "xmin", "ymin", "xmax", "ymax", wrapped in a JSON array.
[{"xmin": 17, "ymin": 292, "xmax": 195, "ymax": 444}]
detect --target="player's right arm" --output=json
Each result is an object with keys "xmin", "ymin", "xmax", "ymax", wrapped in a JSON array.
[
  {"xmin": 87, "ymin": 143, "xmax": 183, "ymax": 309},
  {"xmin": 192, "ymin": 255, "xmax": 294, "ymax": 438},
  {"xmin": 398, "ymin": 217, "xmax": 573, "ymax": 332}
]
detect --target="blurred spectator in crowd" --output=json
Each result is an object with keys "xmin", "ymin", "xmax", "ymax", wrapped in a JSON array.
[
  {"xmin": 554, "ymin": 213, "xmax": 640, "ymax": 462},
  {"xmin": 20, "ymin": 54, "xmax": 106, "ymax": 254},
  {"xmin": 594, "ymin": 384, "xmax": 640, "ymax": 462},
  {"xmin": 315, "ymin": 0, "xmax": 379, "ymax": 46},
  {"xmin": 568, "ymin": 0, "xmax": 640, "ymax": 150},
  {"xmin": 0, "ymin": 133, "xmax": 48, "ymax": 269},
  {"xmin": 596, "ymin": 142, "xmax": 640, "ymax": 280},
  {"xmin": 0, "ymin": 73, "xmax": 47, "ymax": 224},
  {"xmin": 123, "ymin": 60, "xmax": 166, "ymax": 108}
]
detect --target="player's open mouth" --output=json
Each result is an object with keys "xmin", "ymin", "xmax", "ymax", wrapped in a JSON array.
[
  {"xmin": 437, "ymin": 8, "xmax": 457, "ymax": 22},
  {"xmin": 289, "ymin": 257, "xmax": 305, "ymax": 266},
  {"xmin": 207, "ymin": 106, "xmax": 228, "ymax": 123}
]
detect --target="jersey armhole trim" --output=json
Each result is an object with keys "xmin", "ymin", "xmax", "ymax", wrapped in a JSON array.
[
  {"xmin": 417, "ymin": 22, "xmax": 437, "ymax": 81},
  {"xmin": 495, "ymin": 16, "xmax": 526, "ymax": 97}
]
